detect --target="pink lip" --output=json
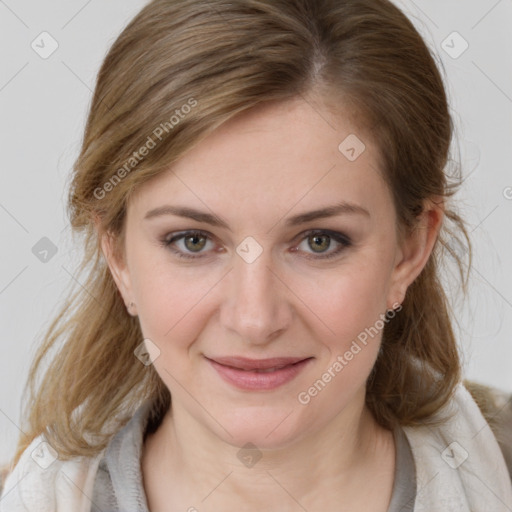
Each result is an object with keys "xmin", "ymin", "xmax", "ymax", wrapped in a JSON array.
[
  {"xmin": 207, "ymin": 355, "xmax": 309, "ymax": 370},
  {"xmin": 206, "ymin": 355, "xmax": 313, "ymax": 391}
]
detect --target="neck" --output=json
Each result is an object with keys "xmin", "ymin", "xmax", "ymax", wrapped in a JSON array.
[{"xmin": 142, "ymin": 389, "xmax": 396, "ymax": 511}]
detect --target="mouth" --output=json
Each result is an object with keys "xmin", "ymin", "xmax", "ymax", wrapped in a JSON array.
[
  {"xmin": 206, "ymin": 355, "xmax": 311, "ymax": 371},
  {"xmin": 205, "ymin": 355, "xmax": 313, "ymax": 390}
]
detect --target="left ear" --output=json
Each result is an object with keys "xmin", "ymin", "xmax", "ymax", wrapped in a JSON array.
[{"xmin": 387, "ymin": 197, "xmax": 444, "ymax": 308}]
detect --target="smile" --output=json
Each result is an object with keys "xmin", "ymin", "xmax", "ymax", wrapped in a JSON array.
[{"xmin": 205, "ymin": 356, "xmax": 313, "ymax": 391}]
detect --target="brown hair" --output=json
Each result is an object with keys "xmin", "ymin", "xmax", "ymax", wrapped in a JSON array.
[{"xmin": 10, "ymin": 0, "xmax": 472, "ymax": 468}]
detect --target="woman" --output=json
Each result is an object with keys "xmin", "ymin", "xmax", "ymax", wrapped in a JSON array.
[{"xmin": 1, "ymin": 0, "xmax": 511, "ymax": 510}]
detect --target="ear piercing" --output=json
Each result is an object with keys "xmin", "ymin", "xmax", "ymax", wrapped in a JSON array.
[{"xmin": 127, "ymin": 301, "xmax": 137, "ymax": 316}]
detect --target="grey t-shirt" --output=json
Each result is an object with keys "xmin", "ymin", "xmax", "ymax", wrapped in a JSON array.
[{"xmin": 90, "ymin": 401, "xmax": 416, "ymax": 511}]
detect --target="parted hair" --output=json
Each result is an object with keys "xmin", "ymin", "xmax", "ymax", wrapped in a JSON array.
[{"xmin": 10, "ymin": 0, "xmax": 472, "ymax": 468}]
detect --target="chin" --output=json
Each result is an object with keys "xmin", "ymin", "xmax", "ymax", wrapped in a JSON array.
[{"xmin": 210, "ymin": 406, "xmax": 310, "ymax": 451}]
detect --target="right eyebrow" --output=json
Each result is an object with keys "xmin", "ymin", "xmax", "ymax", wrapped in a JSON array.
[{"xmin": 144, "ymin": 205, "xmax": 228, "ymax": 228}]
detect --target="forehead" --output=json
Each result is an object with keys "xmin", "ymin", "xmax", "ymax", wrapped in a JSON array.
[{"xmin": 129, "ymin": 97, "xmax": 393, "ymax": 226}]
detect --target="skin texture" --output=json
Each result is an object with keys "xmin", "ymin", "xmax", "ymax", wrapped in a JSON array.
[{"xmin": 100, "ymin": 95, "xmax": 443, "ymax": 511}]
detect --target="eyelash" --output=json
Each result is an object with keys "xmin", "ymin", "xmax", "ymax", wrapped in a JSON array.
[{"xmin": 160, "ymin": 229, "xmax": 352, "ymax": 261}]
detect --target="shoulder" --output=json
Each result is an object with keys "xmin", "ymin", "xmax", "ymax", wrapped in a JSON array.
[
  {"xmin": 0, "ymin": 399, "xmax": 156, "ymax": 511},
  {"xmin": 463, "ymin": 379, "xmax": 512, "ymax": 478},
  {"xmin": 0, "ymin": 434, "xmax": 104, "ymax": 511}
]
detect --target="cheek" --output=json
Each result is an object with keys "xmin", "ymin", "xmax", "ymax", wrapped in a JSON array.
[
  {"xmin": 294, "ymin": 260, "xmax": 391, "ymax": 348},
  {"xmin": 130, "ymin": 252, "xmax": 218, "ymax": 347},
  {"xmin": 291, "ymin": 265, "xmax": 391, "ymax": 414}
]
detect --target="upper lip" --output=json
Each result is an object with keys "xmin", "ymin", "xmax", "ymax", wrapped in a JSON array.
[{"xmin": 206, "ymin": 355, "xmax": 311, "ymax": 371}]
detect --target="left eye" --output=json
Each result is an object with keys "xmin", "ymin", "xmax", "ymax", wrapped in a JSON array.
[
  {"xmin": 294, "ymin": 230, "xmax": 352, "ymax": 259},
  {"xmin": 161, "ymin": 229, "xmax": 352, "ymax": 260}
]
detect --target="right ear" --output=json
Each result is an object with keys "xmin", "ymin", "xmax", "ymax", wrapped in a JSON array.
[{"xmin": 93, "ymin": 213, "xmax": 135, "ymax": 308}]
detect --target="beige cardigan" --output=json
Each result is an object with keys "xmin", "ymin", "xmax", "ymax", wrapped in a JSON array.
[{"xmin": 463, "ymin": 380, "xmax": 512, "ymax": 478}]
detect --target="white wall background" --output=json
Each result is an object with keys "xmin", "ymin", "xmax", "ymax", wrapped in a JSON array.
[{"xmin": 1, "ymin": 0, "xmax": 511, "ymax": 465}]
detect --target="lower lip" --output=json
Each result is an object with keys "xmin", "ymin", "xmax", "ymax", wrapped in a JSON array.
[{"xmin": 207, "ymin": 358, "xmax": 313, "ymax": 391}]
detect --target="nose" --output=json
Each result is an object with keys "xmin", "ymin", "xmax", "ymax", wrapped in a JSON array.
[{"xmin": 219, "ymin": 248, "xmax": 293, "ymax": 346}]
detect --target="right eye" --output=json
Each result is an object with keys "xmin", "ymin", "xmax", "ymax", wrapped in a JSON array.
[{"xmin": 161, "ymin": 230, "xmax": 217, "ymax": 259}]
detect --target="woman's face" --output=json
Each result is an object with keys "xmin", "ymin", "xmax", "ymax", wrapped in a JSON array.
[{"xmin": 104, "ymin": 96, "xmax": 438, "ymax": 449}]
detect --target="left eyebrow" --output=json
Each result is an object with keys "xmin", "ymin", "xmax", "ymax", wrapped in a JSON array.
[
  {"xmin": 143, "ymin": 201, "xmax": 370, "ymax": 229},
  {"xmin": 284, "ymin": 201, "xmax": 371, "ymax": 226}
]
